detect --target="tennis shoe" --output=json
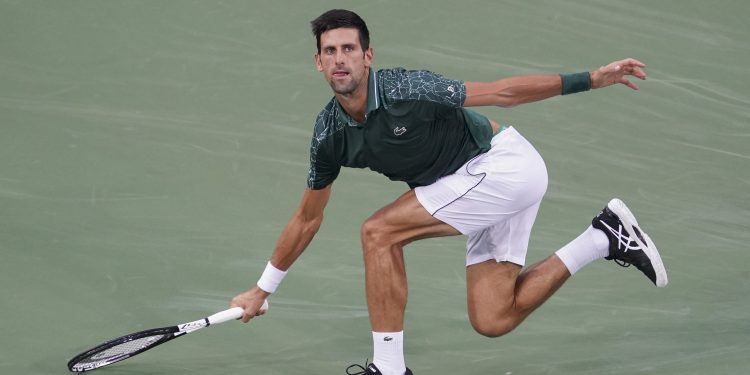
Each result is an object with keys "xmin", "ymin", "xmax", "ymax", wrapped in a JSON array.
[
  {"xmin": 346, "ymin": 361, "xmax": 413, "ymax": 375},
  {"xmin": 592, "ymin": 198, "xmax": 668, "ymax": 287}
]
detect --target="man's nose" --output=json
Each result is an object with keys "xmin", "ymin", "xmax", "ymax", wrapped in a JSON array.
[{"xmin": 335, "ymin": 50, "xmax": 345, "ymax": 64}]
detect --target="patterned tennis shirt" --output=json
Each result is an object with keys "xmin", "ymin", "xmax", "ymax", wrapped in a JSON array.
[{"xmin": 307, "ymin": 68, "xmax": 494, "ymax": 190}]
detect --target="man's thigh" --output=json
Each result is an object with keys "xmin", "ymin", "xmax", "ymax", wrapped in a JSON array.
[
  {"xmin": 363, "ymin": 189, "xmax": 460, "ymax": 246},
  {"xmin": 465, "ymin": 200, "xmax": 542, "ymax": 267},
  {"xmin": 414, "ymin": 127, "xmax": 547, "ymax": 267},
  {"xmin": 466, "ymin": 260, "xmax": 521, "ymax": 323}
]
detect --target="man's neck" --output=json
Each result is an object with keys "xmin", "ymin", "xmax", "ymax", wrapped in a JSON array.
[{"xmin": 336, "ymin": 69, "xmax": 369, "ymax": 123}]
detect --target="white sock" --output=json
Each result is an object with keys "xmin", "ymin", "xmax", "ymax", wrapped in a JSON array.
[
  {"xmin": 555, "ymin": 225, "xmax": 610, "ymax": 275},
  {"xmin": 372, "ymin": 331, "xmax": 405, "ymax": 375}
]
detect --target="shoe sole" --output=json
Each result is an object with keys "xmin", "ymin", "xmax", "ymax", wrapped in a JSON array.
[{"xmin": 608, "ymin": 198, "xmax": 668, "ymax": 287}]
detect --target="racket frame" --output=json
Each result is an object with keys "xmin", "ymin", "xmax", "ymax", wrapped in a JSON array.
[{"xmin": 67, "ymin": 307, "xmax": 246, "ymax": 372}]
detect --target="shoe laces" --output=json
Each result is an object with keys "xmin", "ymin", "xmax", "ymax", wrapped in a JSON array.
[
  {"xmin": 614, "ymin": 259, "xmax": 631, "ymax": 268},
  {"xmin": 346, "ymin": 360, "xmax": 372, "ymax": 375}
]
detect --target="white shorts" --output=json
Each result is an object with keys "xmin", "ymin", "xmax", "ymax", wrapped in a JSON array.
[{"xmin": 414, "ymin": 127, "xmax": 548, "ymax": 266}]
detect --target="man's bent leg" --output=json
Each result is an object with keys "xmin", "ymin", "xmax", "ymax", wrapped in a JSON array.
[
  {"xmin": 463, "ymin": 206, "xmax": 608, "ymax": 338},
  {"xmin": 466, "ymin": 256, "xmax": 570, "ymax": 337}
]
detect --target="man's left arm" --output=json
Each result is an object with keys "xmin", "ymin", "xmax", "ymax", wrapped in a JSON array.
[{"xmin": 463, "ymin": 58, "xmax": 647, "ymax": 108}]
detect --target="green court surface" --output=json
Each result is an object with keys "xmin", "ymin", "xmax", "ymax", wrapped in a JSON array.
[{"xmin": 2, "ymin": 1, "xmax": 749, "ymax": 374}]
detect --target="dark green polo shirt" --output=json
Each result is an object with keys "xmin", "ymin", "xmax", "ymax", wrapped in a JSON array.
[{"xmin": 307, "ymin": 68, "xmax": 493, "ymax": 189}]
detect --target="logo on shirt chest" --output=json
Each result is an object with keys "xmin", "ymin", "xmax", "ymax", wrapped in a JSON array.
[{"xmin": 393, "ymin": 126, "xmax": 407, "ymax": 136}]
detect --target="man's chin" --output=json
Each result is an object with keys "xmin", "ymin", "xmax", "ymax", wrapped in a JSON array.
[{"xmin": 329, "ymin": 82, "xmax": 357, "ymax": 96}]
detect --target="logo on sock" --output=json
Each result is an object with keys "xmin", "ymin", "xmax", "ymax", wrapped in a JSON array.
[{"xmin": 383, "ymin": 336, "xmax": 393, "ymax": 342}]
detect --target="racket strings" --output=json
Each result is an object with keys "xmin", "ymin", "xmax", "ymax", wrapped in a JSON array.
[{"xmin": 73, "ymin": 334, "xmax": 169, "ymax": 368}]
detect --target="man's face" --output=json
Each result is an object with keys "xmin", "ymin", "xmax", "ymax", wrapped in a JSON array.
[{"xmin": 314, "ymin": 27, "xmax": 373, "ymax": 96}]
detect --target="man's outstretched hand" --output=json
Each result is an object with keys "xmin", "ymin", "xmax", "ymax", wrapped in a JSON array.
[{"xmin": 591, "ymin": 58, "xmax": 647, "ymax": 90}]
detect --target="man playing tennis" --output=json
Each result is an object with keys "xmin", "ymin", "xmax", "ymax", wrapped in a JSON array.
[{"xmin": 231, "ymin": 9, "xmax": 667, "ymax": 375}]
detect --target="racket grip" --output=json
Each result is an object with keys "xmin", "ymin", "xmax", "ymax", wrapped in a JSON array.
[
  {"xmin": 209, "ymin": 307, "xmax": 245, "ymax": 325},
  {"xmin": 208, "ymin": 301, "xmax": 269, "ymax": 325}
]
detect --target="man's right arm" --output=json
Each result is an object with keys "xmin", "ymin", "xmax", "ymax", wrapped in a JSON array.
[{"xmin": 230, "ymin": 184, "xmax": 333, "ymax": 322}]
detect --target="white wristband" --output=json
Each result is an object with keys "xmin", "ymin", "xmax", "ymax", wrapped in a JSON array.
[{"xmin": 257, "ymin": 261, "xmax": 287, "ymax": 294}]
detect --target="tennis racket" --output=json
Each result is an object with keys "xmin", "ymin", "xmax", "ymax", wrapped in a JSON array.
[{"xmin": 67, "ymin": 301, "xmax": 268, "ymax": 372}]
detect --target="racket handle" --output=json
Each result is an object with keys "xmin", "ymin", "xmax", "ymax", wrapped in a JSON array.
[
  {"xmin": 209, "ymin": 307, "xmax": 244, "ymax": 325},
  {"xmin": 208, "ymin": 300, "xmax": 269, "ymax": 325}
]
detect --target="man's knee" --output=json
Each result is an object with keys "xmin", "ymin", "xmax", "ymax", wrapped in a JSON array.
[
  {"xmin": 469, "ymin": 315, "xmax": 518, "ymax": 338},
  {"xmin": 361, "ymin": 215, "xmax": 392, "ymax": 250}
]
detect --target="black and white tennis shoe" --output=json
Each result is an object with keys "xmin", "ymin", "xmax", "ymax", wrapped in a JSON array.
[{"xmin": 592, "ymin": 198, "xmax": 668, "ymax": 287}]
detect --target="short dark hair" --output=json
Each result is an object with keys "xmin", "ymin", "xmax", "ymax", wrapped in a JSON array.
[{"xmin": 310, "ymin": 9, "xmax": 370, "ymax": 53}]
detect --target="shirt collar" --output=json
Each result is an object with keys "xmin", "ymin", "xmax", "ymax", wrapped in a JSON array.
[
  {"xmin": 366, "ymin": 67, "xmax": 379, "ymax": 114},
  {"xmin": 335, "ymin": 68, "xmax": 379, "ymax": 127}
]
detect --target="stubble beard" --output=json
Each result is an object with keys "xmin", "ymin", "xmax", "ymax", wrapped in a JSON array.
[
  {"xmin": 328, "ymin": 78, "xmax": 358, "ymax": 96},
  {"xmin": 328, "ymin": 66, "xmax": 368, "ymax": 97}
]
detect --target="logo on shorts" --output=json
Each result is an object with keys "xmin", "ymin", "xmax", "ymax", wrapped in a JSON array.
[{"xmin": 393, "ymin": 126, "xmax": 407, "ymax": 136}]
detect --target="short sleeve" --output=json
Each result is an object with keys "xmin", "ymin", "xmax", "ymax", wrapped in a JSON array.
[
  {"xmin": 379, "ymin": 68, "xmax": 466, "ymax": 108},
  {"xmin": 307, "ymin": 140, "xmax": 340, "ymax": 189},
  {"xmin": 306, "ymin": 108, "xmax": 341, "ymax": 189}
]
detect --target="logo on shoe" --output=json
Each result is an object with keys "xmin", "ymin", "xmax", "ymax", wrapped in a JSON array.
[{"xmin": 599, "ymin": 220, "xmax": 642, "ymax": 252}]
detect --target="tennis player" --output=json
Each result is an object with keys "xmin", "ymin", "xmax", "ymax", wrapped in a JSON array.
[{"xmin": 231, "ymin": 9, "xmax": 667, "ymax": 375}]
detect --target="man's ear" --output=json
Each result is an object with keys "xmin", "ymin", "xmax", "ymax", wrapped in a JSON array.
[
  {"xmin": 364, "ymin": 47, "xmax": 374, "ymax": 68},
  {"xmin": 314, "ymin": 53, "xmax": 323, "ymax": 72}
]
